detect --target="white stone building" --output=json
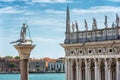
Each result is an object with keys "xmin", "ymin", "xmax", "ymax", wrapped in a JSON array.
[
  {"xmin": 61, "ymin": 6, "xmax": 120, "ymax": 80},
  {"xmin": 47, "ymin": 59, "xmax": 65, "ymax": 72}
]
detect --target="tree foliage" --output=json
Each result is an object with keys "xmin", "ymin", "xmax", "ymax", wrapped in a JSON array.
[
  {"xmin": 5, "ymin": 56, "xmax": 13, "ymax": 59},
  {"xmin": 8, "ymin": 63, "xmax": 17, "ymax": 68},
  {"xmin": 14, "ymin": 56, "xmax": 20, "ymax": 59}
]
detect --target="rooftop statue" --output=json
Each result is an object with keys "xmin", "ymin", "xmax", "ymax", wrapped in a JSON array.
[
  {"xmin": 72, "ymin": 22, "xmax": 75, "ymax": 32},
  {"xmin": 116, "ymin": 13, "xmax": 119, "ymax": 26},
  {"xmin": 10, "ymin": 23, "xmax": 32, "ymax": 44},
  {"xmin": 75, "ymin": 21, "xmax": 79, "ymax": 32},
  {"xmin": 84, "ymin": 19, "xmax": 88, "ymax": 31},
  {"xmin": 92, "ymin": 18, "xmax": 97, "ymax": 30},
  {"xmin": 104, "ymin": 15, "xmax": 108, "ymax": 28},
  {"xmin": 112, "ymin": 22, "xmax": 115, "ymax": 28}
]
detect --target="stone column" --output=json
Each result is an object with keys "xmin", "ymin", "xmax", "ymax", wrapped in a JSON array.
[
  {"xmin": 88, "ymin": 67, "xmax": 91, "ymax": 80},
  {"xmin": 88, "ymin": 60, "xmax": 91, "ymax": 80},
  {"xmin": 108, "ymin": 67, "xmax": 111, "ymax": 80},
  {"xmin": 116, "ymin": 59, "xmax": 120, "ymax": 80},
  {"xmin": 78, "ymin": 59, "xmax": 82, "ymax": 80},
  {"xmin": 68, "ymin": 59, "xmax": 70, "ymax": 80},
  {"xmin": 70, "ymin": 59, "xmax": 73, "ymax": 80},
  {"xmin": 97, "ymin": 67, "xmax": 100, "ymax": 80},
  {"xmin": 85, "ymin": 59, "xmax": 88, "ymax": 80},
  {"xmin": 97, "ymin": 59, "xmax": 100, "ymax": 80},
  {"xmin": 65, "ymin": 59, "xmax": 68, "ymax": 80},
  {"xmin": 14, "ymin": 44, "xmax": 35, "ymax": 80},
  {"xmin": 79, "ymin": 67, "xmax": 82, "ymax": 80},
  {"xmin": 94, "ymin": 59, "xmax": 98, "ymax": 80},
  {"xmin": 76, "ymin": 59, "xmax": 79, "ymax": 80},
  {"xmin": 105, "ymin": 59, "xmax": 108, "ymax": 80}
]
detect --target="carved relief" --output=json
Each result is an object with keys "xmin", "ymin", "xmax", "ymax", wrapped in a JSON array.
[
  {"xmin": 103, "ymin": 47, "xmax": 107, "ymax": 54},
  {"xmin": 65, "ymin": 49, "xmax": 69, "ymax": 56}
]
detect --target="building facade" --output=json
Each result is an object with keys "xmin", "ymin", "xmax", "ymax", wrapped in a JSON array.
[
  {"xmin": 47, "ymin": 59, "xmax": 65, "ymax": 72},
  {"xmin": 61, "ymin": 6, "xmax": 120, "ymax": 80},
  {"xmin": 0, "ymin": 58, "xmax": 20, "ymax": 73},
  {"xmin": 29, "ymin": 59, "xmax": 46, "ymax": 72}
]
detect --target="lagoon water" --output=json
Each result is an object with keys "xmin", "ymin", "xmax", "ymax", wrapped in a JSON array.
[{"xmin": 0, "ymin": 73, "xmax": 65, "ymax": 80}]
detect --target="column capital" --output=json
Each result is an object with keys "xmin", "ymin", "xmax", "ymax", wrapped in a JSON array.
[
  {"xmin": 93, "ymin": 58, "xmax": 97, "ymax": 61},
  {"xmin": 70, "ymin": 59, "xmax": 74, "ymax": 62},
  {"xmin": 116, "ymin": 58, "xmax": 120, "ymax": 61}
]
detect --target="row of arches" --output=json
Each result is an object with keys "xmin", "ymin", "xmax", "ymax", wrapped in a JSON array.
[{"xmin": 66, "ymin": 58, "xmax": 119, "ymax": 80}]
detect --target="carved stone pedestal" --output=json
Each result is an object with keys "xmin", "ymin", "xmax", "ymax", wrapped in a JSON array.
[{"xmin": 14, "ymin": 44, "xmax": 35, "ymax": 80}]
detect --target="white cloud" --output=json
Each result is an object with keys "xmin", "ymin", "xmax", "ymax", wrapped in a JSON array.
[
  {"xmin": 0, "ymin": 0, "xmax": 30, "ymax": 2},
  {"xmin": 33, "ymin": 37, "xmax": 58, "ymax": 43},
  {"xmin": 32, "ymin": 0, "xmax": 71, "ymax": 3},
  {"xmin": 45, "ymin": 9, "xmax": 65, "ymax": 14},
  {"xmin": 24, "ymin": 11, "xmax": 39, "ymax": 15},
  {"xmin": 71, "ymin": 6, "xmax": 120, "ymax": 14},
  {"xmin": 20, "ymin": 0, "xmax": 29, "ymax": 1},
  {"xmin": 0, "ymin": 0, "xmax": 15, "ymax": 2},
  {"xmin": 0, "ymin": 6, "xmax": 23, "ymax": 14},
  {"xmin": 29, "ymin": 18, "xmax": 64, "ymax": 27},
  {"xmin": 109, "ymin": 0, "xmax": 120, "ymax": 2},
  {"xmin": 40, "ymin": 4, "xmax": 48, "ymax": 7}
]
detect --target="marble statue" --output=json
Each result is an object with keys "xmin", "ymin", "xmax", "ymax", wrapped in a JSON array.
[
  {"xmin": 92, "ymin": 18, "xmax": 97, "ymax": 30},
  {"xmin": 116, "ymin": 13, "xmax": 119, "ymax": 26},
  {"xmin": 112, "ymin": 22, "xmax": 115, "ymax": 28},
  {"xmin": 72, "ymin": 22, "xmax": 75, "ymax": 32},
  {"xmin": 75, "ymin": 21, "xmax": 79, "ymax": 32},
  {"xmin": 104, "ymin": 15, "xmax": 108, "ymax": 28},
  {"xmin": 20, "ymin": 23, "xmax": 28, "ymax": 42},
  {"xmin": 84, "ymin": 19, "xmax": 88, "ymax": 31},
  {"xmin": 10, "ymin": 23, "xmax": 31, "ymax": 44}
]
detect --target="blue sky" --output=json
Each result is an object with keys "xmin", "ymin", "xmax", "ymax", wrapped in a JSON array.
[{"xmin": 0, "ymin": 0, "xmax": 120, "ymax": 58}]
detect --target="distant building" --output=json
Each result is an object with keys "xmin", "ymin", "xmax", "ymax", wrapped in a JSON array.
[
  {"xmin": 0, "ymin": 58, "xmax": 8, "ymax": 72},
  {"xmin": 0, "ymin": 57, "xmax": 65, "ymax": 73},
  {"xmin": 0, "ymin": 57, "xmax": 19, "ymax": 73},
  {"xmin": 47, "ymin": 59, "xmax": 65, "ymax": 72},
  {"xmin": 29, "ymin": 59, "xmax": 46, "ymax": 72}
]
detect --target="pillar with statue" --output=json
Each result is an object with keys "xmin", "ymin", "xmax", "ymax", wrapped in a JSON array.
[{"xmin": 10, "ymin": 23, "xmax": 35, "ymax": 80}]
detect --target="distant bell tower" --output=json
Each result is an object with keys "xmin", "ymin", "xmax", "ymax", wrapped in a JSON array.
[{"xmin": 65, "ymin": 6, "xmax": 71, "ymax": 43}]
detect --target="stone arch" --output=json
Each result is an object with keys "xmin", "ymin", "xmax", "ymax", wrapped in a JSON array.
[
  {"xmin": 111, "ymin": 59, "xmax": 116, "ymax": 80},
  {"xmin": 81, "ymin": 60, "xmax": 85, "ymax": 80},
  {"xmin": 100, "ymin": 60, "xmax": 105, "ymax": 80}
]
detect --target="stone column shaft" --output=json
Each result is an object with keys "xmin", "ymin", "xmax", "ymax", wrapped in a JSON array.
[
  {"xmin": 108, "ymin": 67, "xmax": 111, "ymax": 80},
  {"xmin": 95, "ymin": 60, "xmax": 98, "ymax": 80},
  {"xmin": 65, "ymin": 59, "xmax": 68, "ymax": 80},
  {"xmin": 68, "ymin": 59, "xmax": 70, "ymax": 80},
  {"xmin": 76, "ymin": 59, "xmax": 79, "ymax": 80},
  {"xmin": 20, "ymin": 59, "xmax": 28, "ymax": 80},
  {"xmin": 98, "ymin": 67, "xmax": 100, "ymax": 80},
  {"xmin": 116, "ymin": 60, "xmax": 120, "ymax": 80},
  {"xmin": 85, "ymin": 60, "xmax": 88, "ymax": 80},
  {"xmin": 70, "ymin": 60, "xmax": 73, "ymax": 80},
  {"xmin": 88, "ymin": 67, "xmax": 91, "ymax": 80},
  {"xmin": 79, "ymin": 67, "xmax": 82, "ymax": 80},
  {"xmin": 105, "ymin": 60, "xmax": 108, "ymax": 80}
]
